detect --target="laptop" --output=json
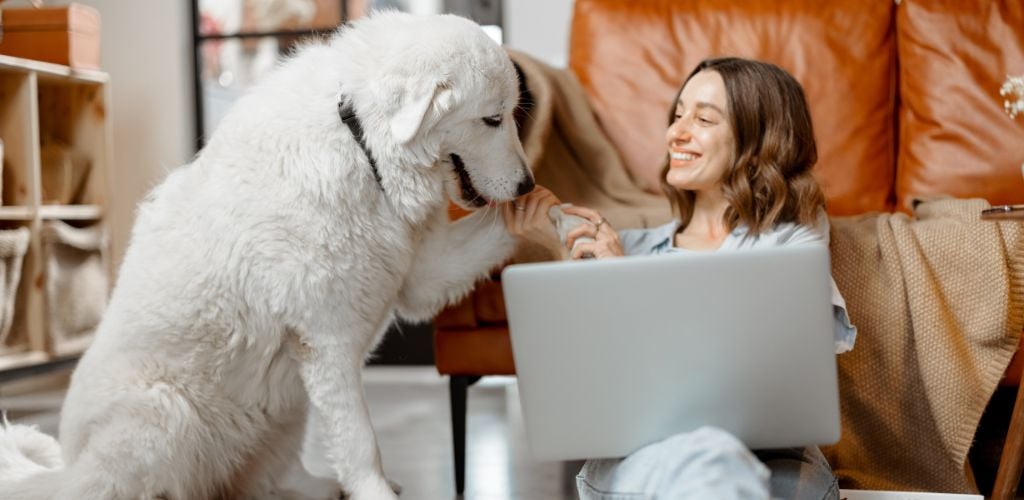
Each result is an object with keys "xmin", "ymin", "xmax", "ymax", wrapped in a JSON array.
[{"xmin": 502, "ymin": 245, "xmax": 840, "ymax": 461}]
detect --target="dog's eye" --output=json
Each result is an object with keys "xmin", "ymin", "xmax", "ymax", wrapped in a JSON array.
[{"xmin": 482, "ymin": 115, "xmax": 502, "ymax": 127}]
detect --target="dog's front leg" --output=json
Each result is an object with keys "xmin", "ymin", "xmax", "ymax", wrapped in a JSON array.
[
  {"xmin": 396, "ymin": 206, "xmax": 514, "ymax": 322},
  {"xmin": 296, "ymin": 326, "xmax": 396, "ymax": 500}
]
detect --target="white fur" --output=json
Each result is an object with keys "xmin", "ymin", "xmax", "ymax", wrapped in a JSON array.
[{"xmin": 0, "ymin": 12, "xmax": 530, "ymax": 500}]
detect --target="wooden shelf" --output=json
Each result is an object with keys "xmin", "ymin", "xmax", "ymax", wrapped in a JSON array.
[
  {"xmin": 0, "ymin": 205, "xmax": 102, "ymax": 221},
  {"xmin": 0, "ymin": 206, "xmax": 34, "ymax": 221},
  {"xmin": 0, "ymin": 351, "xmax": 80, "ymax": 383},
  {"xmin": 0, "ymin": 55, "xmax": 112, "ymax": 379},
  {"xmin": 39, "ymin": 204, "xmax": 103, "ymax": 220},
  {"xmin": 0, "ymin": 349, "xmax": 49, "ymax": 372},
  {"xmin": 0, "ymin": 54, "xmax": 108, "ymax": 84}
]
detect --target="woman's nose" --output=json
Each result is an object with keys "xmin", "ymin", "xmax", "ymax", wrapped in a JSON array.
[{"xmin": 667, "ymin": 119, "xmax": 692, "ymax": 142}]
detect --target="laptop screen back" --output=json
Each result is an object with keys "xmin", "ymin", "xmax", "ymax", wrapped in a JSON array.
[{"xmin": 502, "ymin": 245, "xmax": 840, "ymax": 461}]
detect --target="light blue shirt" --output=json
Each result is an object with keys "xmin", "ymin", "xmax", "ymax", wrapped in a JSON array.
[{"xmin": 618, "ymin": 213, "xmax": 857, "ymax": 354}]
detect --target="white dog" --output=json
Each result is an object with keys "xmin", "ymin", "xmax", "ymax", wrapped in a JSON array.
[{"xmin": 0, "ymin": 12, "xmax": 532, "ymax": 500}]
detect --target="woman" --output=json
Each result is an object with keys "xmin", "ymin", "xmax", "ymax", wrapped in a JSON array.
[{"xmin": 503, "ymin": 58, "xmax": 856, "ymax": 500}]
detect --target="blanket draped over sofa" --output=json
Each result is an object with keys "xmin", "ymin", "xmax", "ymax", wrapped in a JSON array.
[
  {"xmin": 509, "ymin": 49, "xmax": 1024, "ymax": 493},
  {"xmin": 825, "ymin": 200, "xmax": 1024, "ymax": 492},
  {"xmin": 509, "ymin": 49, "xmax": 672, "ymax": 236}
]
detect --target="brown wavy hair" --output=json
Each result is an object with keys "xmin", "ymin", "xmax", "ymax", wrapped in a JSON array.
[{"xmin": 660, "ymin": 57, "xmax": 825, "ymax": 235}]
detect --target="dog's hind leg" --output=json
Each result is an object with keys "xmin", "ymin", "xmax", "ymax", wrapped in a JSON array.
[{"xmin": 54, "ymin": 386, "xmax": 250, "ymax": 500}]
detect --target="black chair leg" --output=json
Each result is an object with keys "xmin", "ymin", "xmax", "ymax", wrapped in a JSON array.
[{"xmin": 449, "ymin": 375, "xmax": 481, "ymax": 495}]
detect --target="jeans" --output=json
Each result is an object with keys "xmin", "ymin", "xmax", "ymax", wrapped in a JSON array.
[{"xmin": 576, "ymin": 427, "xmax": 839, "ymax": 500}]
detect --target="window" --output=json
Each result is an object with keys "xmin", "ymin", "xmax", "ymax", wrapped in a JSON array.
[{"xmin": 191, "ymin": 0, "xmax": 503, "ymax": 151}]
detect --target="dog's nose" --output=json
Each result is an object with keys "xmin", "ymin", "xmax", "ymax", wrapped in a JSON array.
[
  {"xmin": 515, "ymin": 177, "xmax": 535, "ymax": 197},
  {"xmin": 516, "ymin": 164, "xmax": 532, "ymax": 196}
]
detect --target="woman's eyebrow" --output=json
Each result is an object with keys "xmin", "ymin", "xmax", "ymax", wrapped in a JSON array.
[
  {"xmin": 695, "ymin": 102, "xmax": 725, "ymax": 115},
  {"xmin": 676, "ymin": 99, "xmax": 725, "ymax": 116}
]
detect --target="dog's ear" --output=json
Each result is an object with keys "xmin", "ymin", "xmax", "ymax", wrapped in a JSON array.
[{"xmin": 390, "ymin": 79, "xmax": 445, "ymax": 145}]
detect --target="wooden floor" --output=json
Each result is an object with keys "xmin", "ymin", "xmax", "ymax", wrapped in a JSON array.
[{"xmin": 1, "ymin": 366, "xmax": 580, "ymax": 500}]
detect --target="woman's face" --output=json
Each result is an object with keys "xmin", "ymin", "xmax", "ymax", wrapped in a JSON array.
[{"xmin": 664, "ymin": 70, "xmax": 736, "ymax": 193}]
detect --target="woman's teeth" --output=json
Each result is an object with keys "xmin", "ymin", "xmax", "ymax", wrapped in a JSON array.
[{"xmin": 671, "ymin": 152, "xmax": 698, "ymax": 161}]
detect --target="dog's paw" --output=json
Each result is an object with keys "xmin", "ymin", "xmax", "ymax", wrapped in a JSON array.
[
  {"xmin": 344, "ymin": 475, "xmax": 399, "ymax": 500},
  {"xmin": 387, "ymin": 478, "xmax": 402, "ymax": 496}
]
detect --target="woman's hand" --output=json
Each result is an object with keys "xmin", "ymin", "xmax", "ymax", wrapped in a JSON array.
[
  {"xmin": 562, "ymin": 205, "xmax": 624, "ymax": 259},
  {"xmin": 501, "ymin": 185, "xmax": 564, "ymax": 256}
]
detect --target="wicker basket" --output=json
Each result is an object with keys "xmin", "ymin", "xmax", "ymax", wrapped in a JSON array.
[
  {"xmin": 0, "ymin": 227, "xmax": 31, "ymax": 347},
  {"xmin": 40, "ymin": 220, "xmax": 107, "ymax": 348}
]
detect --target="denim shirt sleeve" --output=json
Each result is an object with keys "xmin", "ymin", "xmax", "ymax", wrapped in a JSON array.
[{"xmin": 618, "ymin": 221, "xmax": 680, "ymax": 257}]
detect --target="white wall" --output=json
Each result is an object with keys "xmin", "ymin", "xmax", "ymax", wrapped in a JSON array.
[
  {"xmin": 35, "ymin": 0, "xmax": 196, "ymax": 273},
  {"xmin": 504, "ymin": 0, "xmax": 574, "ymax": 68}
]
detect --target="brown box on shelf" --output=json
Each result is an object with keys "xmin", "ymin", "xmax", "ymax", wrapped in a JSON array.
[{"xmin": 0, "ymin": 4, "xmax": 101, "ymax": 70}]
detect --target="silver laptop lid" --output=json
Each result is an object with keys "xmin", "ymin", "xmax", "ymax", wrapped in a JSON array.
[{"xmin": 503, "ymin": 245, "xmax": 840, "ymax": 461}]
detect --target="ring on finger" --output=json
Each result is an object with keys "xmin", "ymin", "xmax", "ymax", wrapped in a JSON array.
[
  {"xmin": 514, "ymin": 202, "xmax": 526, "ymax": 212},
  {"xmin": 593, "ymin": 217, "xmax": 607, "ymax": 233}
]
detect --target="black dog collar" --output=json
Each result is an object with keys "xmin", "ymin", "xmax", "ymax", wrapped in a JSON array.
[{"xmin": 338, "ymin": 99, "xmax": 385, "ymax": 192}]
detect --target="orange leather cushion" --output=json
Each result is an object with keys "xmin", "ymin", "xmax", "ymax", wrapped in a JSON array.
[
  {"xmin": 435, "ymin": 280, "xmax": 508, "ymax": 328},
  {"xmin": 569, "ymin": 0, "xmax": 897, "ymax": 215},
  {"xmin": 895, "ymin": 0, "xmax": 1024, "ymax": 210},
  {"xmin": 433, "ymin": 326, "xmax": 516, "ymax": 375}
]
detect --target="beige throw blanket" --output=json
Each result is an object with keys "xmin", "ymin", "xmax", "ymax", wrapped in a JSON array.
[
  {"xmin": 825, "ymin": 199, "xmax": 1024, "ymax": 492},
  {"xmin": 508, "ymin": 50, "xmax": 672, "ymax": 235}
]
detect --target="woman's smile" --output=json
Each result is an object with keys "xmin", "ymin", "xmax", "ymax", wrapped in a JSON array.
[{"xmin": 669, "ymin": 150, "xmax": 701, "ymax": 164}]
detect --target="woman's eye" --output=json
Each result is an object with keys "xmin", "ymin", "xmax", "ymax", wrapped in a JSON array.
[
  {"xmin": 698, "ymin": 116, "xmax": 714, "ymax": 125},
  {"xmin": 673, "ymin": 113, "xmax": 683, "ymax": 121},
  {"xmin": 482, "ymin": 115, "xmax": 502, "ymax": 127}
]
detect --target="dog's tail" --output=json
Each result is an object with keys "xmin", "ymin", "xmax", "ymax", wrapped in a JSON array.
[{"xmin": 0, "ymin": 419, "xmax": 64, "ymax": 499}]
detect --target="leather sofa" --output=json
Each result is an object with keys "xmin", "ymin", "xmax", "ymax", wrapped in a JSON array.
[{"xmin": 433, "ymin": 0, "xmax": 1024, "ymax": 495}]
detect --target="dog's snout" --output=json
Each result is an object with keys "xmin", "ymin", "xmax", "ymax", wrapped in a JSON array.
[{"xmin": 515, "ymin": 175, "xmax": 535, "ymax": 197}]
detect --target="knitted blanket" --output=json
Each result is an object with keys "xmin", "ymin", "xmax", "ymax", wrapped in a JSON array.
[
  {"xmin": 508, "ymin": 50, "xmax": 672, "ymax": 235},
  {"xmin": 824, "ymin": 198, "xmax": 1024, "ymax": 492}
]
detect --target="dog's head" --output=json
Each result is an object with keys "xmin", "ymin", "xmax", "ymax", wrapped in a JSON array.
[{"xmin": 340, "ymin": 13, "xmax": 534, "ymax": 209}]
